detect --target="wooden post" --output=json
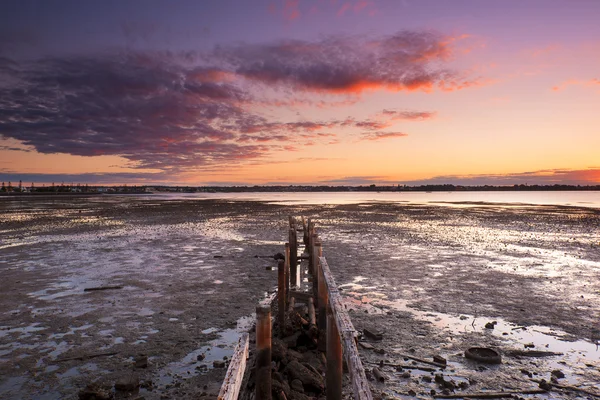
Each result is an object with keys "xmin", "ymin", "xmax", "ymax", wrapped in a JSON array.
[
  {"xmin": 311, "ymin": 236, "xmax": 319, "ymax": 305},
  {"xmin": 307, "ymin": 220, "xmax": 314, "ymax": 273},
  {"xmin": 289, "ymin": 227, "xmax": 297, "ymax": 288},
  {"xmin": 277, "ymin": 260, "xmax": 286, "ymax": 337},
  {"xmin": 316, "ymin": 242, "xmax": 327, "ymax": 332},
  {"xmin": 284, "ymin": 243, "xmax": 290, "ymax": 308},
  {"xmin": 302, "ymin": 216, "xmax": 308, "ymax": 246},
  {"xmin": 256, "ymin": 305, "xmax": 272, "ymax": 400},
  {"xmin": 327, "ymin": 307, "xmax": 342, "ymax": 400},
  {"xmin": 218, "ymin": 333, "xmax": 249, "ymax": 400}
]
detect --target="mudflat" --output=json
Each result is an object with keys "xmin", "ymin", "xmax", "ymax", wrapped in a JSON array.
[{"xmin": 1, "ymin": 196, "xmax": 599, "ymax": 399}]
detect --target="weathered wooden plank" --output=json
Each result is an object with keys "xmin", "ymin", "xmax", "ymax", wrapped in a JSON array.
[
  {"xmin": 278, "ymin": 259, "xmax": 286, "ymax": 336},
  {"xmin": 320, "ymin": 257, "xmax": 372, "ymax": 400},
  {"xmin": 288, "ymin": 289, "xmax": 312, "ymax": 302},
  {"xmin": 218, "ymin": 333, "xmax": 249, "ymax": 400},
  {"xmin": 342, "ymin": 331, "xmax": 374, "ymax": 400}
]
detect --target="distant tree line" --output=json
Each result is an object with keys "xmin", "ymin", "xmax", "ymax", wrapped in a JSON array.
[{"xmin": 2, "ymin": 182, "xmax": 599, "ymax": 195}]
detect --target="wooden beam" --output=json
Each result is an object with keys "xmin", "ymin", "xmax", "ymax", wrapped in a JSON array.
[
  {"xmin": 218, "ymin": 333, "xmax": 249, "ymax": 400},
  {"xmin": 320, "ymin": 256, "xmax": 373, "ymax": 400}
]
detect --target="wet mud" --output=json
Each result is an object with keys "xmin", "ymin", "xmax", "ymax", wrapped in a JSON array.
[{"xmin": 1, "ymin": 196, "xmax": 599, "ymax": 399}]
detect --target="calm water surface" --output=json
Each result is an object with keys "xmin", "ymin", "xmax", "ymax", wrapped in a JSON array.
[{"xmin": 143, "ymin": 191, "xmax": 600, "ymax": 207}]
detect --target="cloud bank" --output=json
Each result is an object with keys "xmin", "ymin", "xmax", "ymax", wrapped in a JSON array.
[{"xmin": 0, "ymin": 30, "xmax": 468, "ymax": 174}]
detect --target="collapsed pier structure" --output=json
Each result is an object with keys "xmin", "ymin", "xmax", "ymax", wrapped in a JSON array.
[{"xmin": 218, "ymin": 216, "xmax": 372, "ymax": 400}]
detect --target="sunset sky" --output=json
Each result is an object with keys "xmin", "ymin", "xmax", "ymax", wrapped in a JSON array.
[{"xmin": 1, "ymin": 0, "xmax": 599, "ymax": 186}]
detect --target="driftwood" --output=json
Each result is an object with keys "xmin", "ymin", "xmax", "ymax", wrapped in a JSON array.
[
  {"xmin": 55, "ymin": 351, "xmax": 118, "ymax": 363},
  {"xmin": 84, "ymin": 285, "xmax": 123, "ymax": 292},
  {"xmin": 506, "ymin": 350, "xmax": 563, "ymax": 357},
  {"xmin": 365, "ymin": 361, "xmax": 436, "ymax": 373},
  {"xmin": 372, "ymin": 367, "xmax": 386, "ymax": 382},
  {"xmin": 531, "ymin": 379, "xmax": 600, "ymax": 398},
  {"xmin": 434, "ymin": 389, "xmax": 547, "ymax": 399},
  {"xmin": 392, "ymin": 351, "xmax": 447, "ymax": 369}
]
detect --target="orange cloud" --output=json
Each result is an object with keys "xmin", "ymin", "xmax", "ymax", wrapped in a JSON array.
[{"xmin": 552, "ymin": 78, "xmax": 600, "ymax": 91}]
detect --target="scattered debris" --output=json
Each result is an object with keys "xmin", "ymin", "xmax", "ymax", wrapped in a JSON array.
[
  {"xmin": 372, "ymin": 367, "xmax": 386, "ymax": 382},
  {"xmin": 505, "ymin": 350, "xmax": 563, "ymax": 358},
  {"xmin": 83, "ymin": 285, "xmax": 123, "ymax": 292},
  {"xmin": 363, "ymin": 327, "xmax": 383, "ymax": 341},
  {"xmin": 464, "ymin": 347, "xmax": 502, "ymax": 364},
  {"xmin": 115, "ymin": 375, "xmax": 140, "ymax": 392},
  {"xmin": 56, "ymin": 351, "xmax": 118, "ymax": 363}
]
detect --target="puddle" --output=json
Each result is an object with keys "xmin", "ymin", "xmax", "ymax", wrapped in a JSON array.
[
  {"xmin": 155, "ymin": 315, "xmax": 254, "ymax": 387},
  {"xmin": 344, "ymin": 282, "xmax": 600, "ymax": 390}
]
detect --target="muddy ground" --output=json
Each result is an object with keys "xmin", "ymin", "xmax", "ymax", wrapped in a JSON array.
[{"xmin": 0, "ymin": 195, "xmax": 599, "ymax": 399}]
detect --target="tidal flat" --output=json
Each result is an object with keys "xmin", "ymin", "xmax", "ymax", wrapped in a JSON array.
[{"xmin": 1, "ymin": 195, "xmax": 599, "ymax": 399}]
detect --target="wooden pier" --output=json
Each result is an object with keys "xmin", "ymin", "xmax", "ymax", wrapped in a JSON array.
[{"xmin": 218, "ymin": 216, "xmax": 373, "ymax": 400}]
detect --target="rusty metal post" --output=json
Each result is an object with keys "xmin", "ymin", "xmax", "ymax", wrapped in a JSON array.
[
  {"xmin": 256, "ymin": 305, "xmax": 272, "ymax": 400},
  {"xmin": 277, "ymin": 260, "xmax": 286, "ymax": 337},
  {"xmin": 326, "ymin": 306, "xmax": 342, "ymax": 400}
]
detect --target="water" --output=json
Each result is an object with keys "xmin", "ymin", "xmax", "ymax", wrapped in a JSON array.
[{"xmin": 127, "ymin": 190, "xmax": 600, "ymax": 207}]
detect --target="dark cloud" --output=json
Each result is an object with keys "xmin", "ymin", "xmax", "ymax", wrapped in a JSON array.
[
  {"xmin": 215, "ymin": 31, "xmax": 477, "ymax": 93},
  {"xmin": 0, "ymin": 31, "xmax": 452, "ymax": 174},
  {"xmin": 0, "ymin": 52, "xmax": 274, "ymax": 171}
]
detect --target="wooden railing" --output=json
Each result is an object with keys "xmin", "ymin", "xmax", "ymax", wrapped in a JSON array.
[{"xmin": 218, "ymin": 216, "xmax": 373, "ymax": 400}]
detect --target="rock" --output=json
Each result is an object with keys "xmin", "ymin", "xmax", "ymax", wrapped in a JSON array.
[
  {"xmin": 484, "ymin": 322, "xmax": 495, "ymax": 329},
  {"xmin": 374, "ymin": 348, "xmax": 385, "ymax": 354},
  {"xmin": 421, "ymin": 375, "xmax": 432, "ymax": 383},
  {"xmin": 115, "ymin": 375, "xmax": 140, "ymax": 392},
  {"xmin": 359, "ymin": 341, "xmax": 374, "ymax": 350},
  {"xmin": 290, "ymin": 379, "xmax": 304, "ymax": 393},
  {"xmin": 272, "ymin": 378, "xmax": 291, "ymax": 399},
  {"xmin": 401, "ymin": 371, "xmax": 411, "ymax": 378},
  {"xmin": 524, "ymin": 343, "xmax": 535, "ymax": 348},
  {"xmin": 538, "ymin": 379, "xmax": 552, "ymax": 391},
  {"xmin": 289, "ymin": 390, "xmax": 312, "ymax": 400},
  {"xmin": 433, "ymin": 355, "xmax": 447, "ymax": 365},
  {"xmin": 284, "ymin": 360, "xmax": 324, "ymax": 393},
  {"xmin": 408, "ymin": 389, "xmax": 417, "ymax": 396},
  {"xmin": 78, "ymin": 384, "xmax": 112, "ymax": 400},
  {"xmin": 520, "ymin": 369, "xmax": 533, "ymax": 377},
  {"xmin": 213, "ymin": 360, "xmax": 226, "ymax": 368},
  {"xmin": 197, "ymin": 353, "xmax": 205, "ymax": 361},
  {"xmin": 282, "ymin": 332, "xmax": 301, "ymax": 348},
  {"xmin": 272, "ymin": 338, "xmax": 288, "ymax": 362},
  {"xmin": 363, "ymin": 327, "xmax": 383, "ymax": 341},
  {"xmin": 135, "ymin": 355, "xmax": 148, "ymax": 368},
  {"xmin": 551, "ymin": 369, "xmax": 565, "ymax": 379},
  {"xmin": 459, "ymin": 315, "xmax": 468, "ymax": 320}
]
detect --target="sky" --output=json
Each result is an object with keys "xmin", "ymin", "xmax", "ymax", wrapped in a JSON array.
[{"xmin": 1, "ymin": 0, "xmax": 599, "ymax": 186}]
